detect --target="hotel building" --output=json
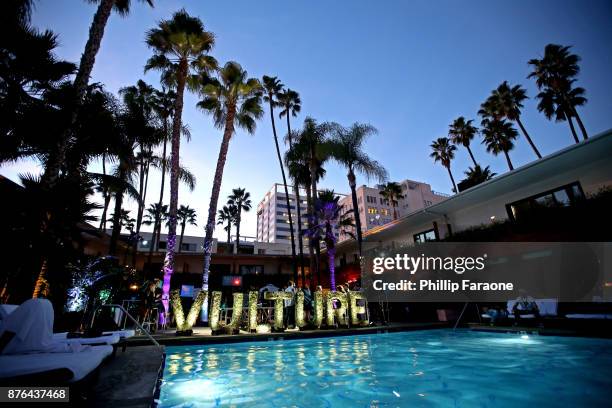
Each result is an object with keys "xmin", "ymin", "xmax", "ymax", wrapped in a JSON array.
[
  {"xmin": 338, "ymin": 180, "xmax": 448, "ymax": 241},
  {"xmin": 333, "ymin": 129, "xmax": 612, "ymax": 264}
]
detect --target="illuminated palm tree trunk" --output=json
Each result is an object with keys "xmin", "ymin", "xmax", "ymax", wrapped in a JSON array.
[{"xmin": 161, "ymin": 60, "xmax": 187, "ymax": 319}]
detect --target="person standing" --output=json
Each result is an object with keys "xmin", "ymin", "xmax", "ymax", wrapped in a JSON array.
[{"xmin": 284, "ymin": 280, "xmax": 296, "ymax": 328}]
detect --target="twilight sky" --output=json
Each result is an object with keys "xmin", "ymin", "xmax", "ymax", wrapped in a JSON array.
[{"xmin": 2, "ymin": 0, "xmax": 612, "ymax": 239}]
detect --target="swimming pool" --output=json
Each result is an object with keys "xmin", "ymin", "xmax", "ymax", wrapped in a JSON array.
[{"xmin": 158, "ymin": 329, "xmax": 612, "ymax": 407}]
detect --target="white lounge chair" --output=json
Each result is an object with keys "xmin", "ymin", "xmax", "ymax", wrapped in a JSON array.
[{"xmin": 0, "ymin": 345, "xmax": 113, "ymax": 383}]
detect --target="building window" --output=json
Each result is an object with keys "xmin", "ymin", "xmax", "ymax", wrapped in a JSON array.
[
  {"xmin": 180, "ymin": 243, "xmax": 197, "ymax": 252},
  {"xmin": 506, "ymin": 182, "xmax": 585, "ymax": 222},
  {"xmin": 158, "ymin": 241, "xmax": 167, "ymax": 249},
  {"xmin": 380, "ymin": 208, "xmax": 389, "ymax": 216},
  {"xmin": 239, "ymin": 265, "xmax": 264, "ymax": 275},
  {"xmin": 367, "ymin": 207, "xmax": 378, "ymax": 214},
  {"xmin": 413, "ymin": 229, "xmax": 437, "ymax": 244},
  {"xmin": 276, "ymin": 234, "xmax": 288, "ymax": 240}
]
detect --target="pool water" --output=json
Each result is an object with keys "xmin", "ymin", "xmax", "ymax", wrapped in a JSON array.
[{"xmin": 158, "ymin": 329, "xmax": 612, "ymax": 407}]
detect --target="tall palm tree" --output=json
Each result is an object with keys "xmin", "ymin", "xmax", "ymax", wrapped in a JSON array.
[
  {"xmin": 227, "ymin": 188, "xmax": 252, "ymax": 254},
  {"xmin": 430, "ymin": 137, "xmax": 458, "ymax": 193},
  {"xmin": 145, "ymin": 10, "xmax": 216, "ymax": 311},
  {"xmin": 480, "ymin": 81, "xmax": 541, "ymax": 158},
  {"xmin": 290, "ymin": 118, "xmax": 335, "ymax": 286},
  {"xmin": 379, "ymin": 182, "xmax": 405, "ymax": 220},
  {"xmin": 278, "ymin": 87, "xmax": 303, "ymax": 282},
  {"xmin": 262, "ymin": 75, "xmax": 297, "ymax": 274},
  {"xmin": 177, "ymin": 205, "xmax": 197, "ymax": 253},
  {"xmin": 481, "ymin": 119, "xmax": 518, "ymax": 171},
  {"xmin": 448, "ymin": 117, "xmax": 479, "ymax": 166},
  {"xmin": 285, "ymin": 141, "xmax": 326, "ymax": 286},
  {"xmin": 43, "ymin": 0, "xmax": 154, "ymax": 187},
  {"xmin": 148, "ymin": 87, "xmax": 176, "ymax": 258},
  {"xmin": 217, "ymin": 205, "xmax": 237, "ymax": 248},
  {"xmin": 528, "ymin": 44, "xmax": 588, "ymax": 142},
  {"xmin": 197, "ymin": 61, "xmax": 263, "ymax": 294},
  {"xmin": 329, "ymin": 123, "xmax": 387, "ymax": 255}
]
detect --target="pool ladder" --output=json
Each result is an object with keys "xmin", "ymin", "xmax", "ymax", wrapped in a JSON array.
[{"xmin": 453, "ymin": 302, "xmax": 480, "ymax": 330}]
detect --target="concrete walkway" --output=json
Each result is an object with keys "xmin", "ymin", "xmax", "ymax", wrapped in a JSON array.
[{"xmin": 91, "ymin": 345, "xmax": 164, "ymax": 408}]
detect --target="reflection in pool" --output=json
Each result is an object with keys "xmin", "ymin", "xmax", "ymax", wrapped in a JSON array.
[{"xmin": 159, "ymin": 329, "xmax": 612, "ymax": 407}]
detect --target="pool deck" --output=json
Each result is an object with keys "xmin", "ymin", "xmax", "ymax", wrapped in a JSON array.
[
  {"xmin": 91, "ymin": 345, "xmax": 165, "ymax": 408},
  {"xmin": 126, "ymin": 321, "xmax": 450, "ymax": 347}
]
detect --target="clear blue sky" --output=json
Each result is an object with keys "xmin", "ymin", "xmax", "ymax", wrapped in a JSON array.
[{"xmin": 2, "ymin": 0, "xmax": 612, "ymax": 239}]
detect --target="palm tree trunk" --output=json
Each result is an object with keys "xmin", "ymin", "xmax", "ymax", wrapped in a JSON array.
[
  {"xmin": 269, "ymin": 100, "xmax": 298, "ymax": 282},
  {"xmin": 202, "ymin": 104, "xmax": 236, "ymax": 293},
  {"xmin": 32, "ymin": 259, "xmax": 48, "ymax": 298},
  {"xmin": 516, "ymin": 117, "xmax": 541, "ymax": 158},
  {"xmin": 100, "ymin": 193, "xmax": 111, "ymax": 231},
  {"xmin": 109, "ymin": 187, "xmax": 124, "ymax": 255},
  {"xmin": 42, "ymin": 0, "xmax": 115, "ymax": 187},
  {"xmin": 293, "ymin": 185, "xmax": 305, "ymax": 286},
  {"xmin": 306, "ymin": 185, "xmax": 315, "ymax": 288},
  {"xmin": 132, "ymin": 157, "xmax": 147, "ymax": 266},
  {"xmin": 99, "ymin": 152, "xmax": 109, "ymax": 230},
  {"xmin": 162, "ymin": 59, "xmax": 188, "ymax": 318},
  {"xmin": 309, "ymin": 156, "xmax": 321, "ymax": 287},
  {"xmin": 235, "ymin": 210, "xmax": 241, "ymax": 254},
  {"xmin": 148, "ymin": 132, "xmax": 168, "ymax": 269},
  {"xmin": 567, "ymin": 116, "xmax": 580, "ymax": 144},
  {"xmin": 178, "ymin": 222, "xmax": 186, "ymax": 254},
  {"xmin": 466, "ymin": 145, "xmax": 478, "ymax": 167},
  {"xmin": 572, "ymin": 108, "xmax": 588, "ymax": 140},
  {"xmin": 347, "ymin": 171, "xmax": 363, "ymax": 256},
  {"xmin": 226, "ymin": 223, "xmax": 231, "ymax": 246},
  {"xmin": 328, "ymin": 247, "xmax": 336, "ymax": 291},
  {"xmin": 503, "ymin": 151, "xmax": 514, "ymax": 171},
  {"xmin": 446, "ymin": 166, "xmax": 457, "ymax": 193}
]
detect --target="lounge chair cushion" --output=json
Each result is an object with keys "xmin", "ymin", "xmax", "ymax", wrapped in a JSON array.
[
  {"xmin": 53, "ymin": 333, "xmax": 121, "ymax": 346},
  {"xmin": 0, "ymin": 345, "xmax": 113, "ymax": 382},
  {"xmin": 103, "ymin": 329, "xmax": 135, "ymax": 339}
]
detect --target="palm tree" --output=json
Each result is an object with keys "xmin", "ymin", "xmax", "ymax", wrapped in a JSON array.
[
  {"xmin": 197, "ymin": 61, "xmax": 263, "ymax": 293},
  {"xmin": 481, "ymin": 119, "xmax": 518, "ymax": 171},
  {"xmin": 457, "ymin": 164, "xmax": 497, "ymax": 192},
  {"xmin": 43, "ymin": 0, "xmax": 154, "ymax": 187},
  {"xmin": 290, "ymin": 118, "xmax": 335, "ymax": 286},
  {"xmin": 262, "ymin": 75, "xmax": 297, "ymax": 273},
  {"xmin": 227, "ymin": 188, "xmax": 252, "ymax": 253},
  {"xmin": 329, "ymin": 123, "xmax": 387, "ymax": 255},
  {"xmin": 177, "ymin": 205, "xmax": 197, "ymax": 253},
  {"xmin": 480, "ymin": 81, "xmax": 541, "ymax": 158},
  {"xmin": 217, "ymin": 205, "xmax": 237, "ymax": 248},
  {"xmin": 285, "ymin": 141, "xmax": 326, "ymax": 286},
  {"xmin": 278, "ymin": 87, "xmax": 303, "ymax": 282},
  {"xmin": 145, "ymin": 10, "xmax": 216, "ymax": 310},
  {"xmin": 430, "ymin": 137, "xmax": 458, "ymax": 193},
  {"xmin": 448, "ymin": 117, "xmax": 479, "ymax": 166},
  {"xmin": 304, "ymin": 190, "xmax": 353, "ymax": 291},
  {"xmin": 528, "ymin": 44, "xmax": 588, "ymax": 142},
  {"xmin": 148, "ymin": 87, "xmax": 175, "ymax": 259},
  {"xmin": 108, "ymin": 209, "xmax": 135, "ymax": 234},
  {"xmin": 379, "ymin": 182, "xmax": 405, "ymax": 220}
]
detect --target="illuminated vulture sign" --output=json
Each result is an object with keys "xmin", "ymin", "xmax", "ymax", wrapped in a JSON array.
[{"xmin": 171, "ymin": 289, "xmax": 369, "ymax": 335}]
